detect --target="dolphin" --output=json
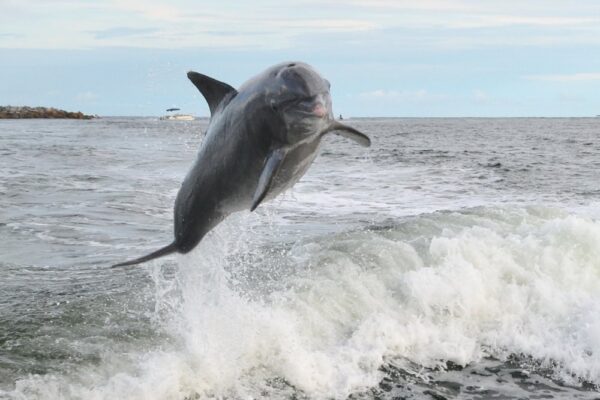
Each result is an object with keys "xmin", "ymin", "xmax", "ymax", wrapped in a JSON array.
[{"xmin": 112, "ymin": 61, "xmax": 370, "ymax": 267}]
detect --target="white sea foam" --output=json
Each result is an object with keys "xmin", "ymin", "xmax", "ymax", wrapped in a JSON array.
[{"xmin": 4, "ymin": 206, "xmax": 600, "ymax": 399}]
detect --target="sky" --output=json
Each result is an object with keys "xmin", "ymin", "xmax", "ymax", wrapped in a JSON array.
[{"xmin": 1, "ymin": 0, "xmax": 599, "ymax": 117}]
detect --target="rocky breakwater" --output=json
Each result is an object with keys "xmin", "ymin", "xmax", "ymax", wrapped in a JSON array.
[{"xmin": 0, "ymin": 106, "xmax": 95, "ymax": 119}]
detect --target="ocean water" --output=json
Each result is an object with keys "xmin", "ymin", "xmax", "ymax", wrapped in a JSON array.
[{"xmin": 1, "ymin": 117, "xmax": 599, "ymax": 399}]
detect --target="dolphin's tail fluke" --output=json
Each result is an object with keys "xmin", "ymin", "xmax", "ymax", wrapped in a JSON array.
[{"xmin": 111, "ymin": 242, "xmax": 178, "ymax": 268}]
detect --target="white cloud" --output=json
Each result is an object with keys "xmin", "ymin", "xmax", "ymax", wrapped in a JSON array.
[
  {"xmin": 76, "ymin": 91, "xmax": 98, "ymax": 102},
  {"xmin": 272, "ymin": 19, "xmax": 375, "ymax": 31},
  {"xmin": 107, "ymin": 0, "xmax": 184, "ymax": 22},
  {"xmin": 438, "ymin": 15, "xmax": 599, "ymax": 29},
  {"xmin": 526, "ymin": 73, "xmax": 600, "ymax": 82},
  {"xmin": 344, "ymin": 0, "xmax": 473, "ymax": 12},
  {"xmin": 558, "ymin": 92, "xmax": 585, "ymax": 103},
  {"xmin": 1, "ymin": 0, "xmax": 599, "ymax": 49},
  {"xmin": 359, "ymin": 89, "xmax": 448, "ymax": 102},
  {"xmin": 473, "ymin": 89, "xmax": 489, "ymax": 104}
]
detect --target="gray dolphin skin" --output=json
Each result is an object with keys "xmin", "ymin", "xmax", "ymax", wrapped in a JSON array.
[{"xmin": 112, "ymin": 61, "xmax": 371, "ymax": 267}]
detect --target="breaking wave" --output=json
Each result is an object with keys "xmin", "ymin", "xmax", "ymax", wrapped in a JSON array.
[{"xmin": 4, "ymin": 206, "xmax": 600, "ymax": 399}]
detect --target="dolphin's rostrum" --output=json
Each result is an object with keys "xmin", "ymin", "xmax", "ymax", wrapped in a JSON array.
[{"xmin": 112, "ymin": 62, "xmax": 371, "ymax": 267}]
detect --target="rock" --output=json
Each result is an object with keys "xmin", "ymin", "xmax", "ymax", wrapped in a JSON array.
[{"xmin": 0, "ymin": 106, "xmax": 95, "ymax": 119}]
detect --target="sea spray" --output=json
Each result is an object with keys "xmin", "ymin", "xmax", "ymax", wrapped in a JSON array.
[
  {"xmin": 3, "ymin": 206, "xmax": 600, "ymax": 399},
  {"xmin": 138, "ymin": 206, "xmax": 600, "ymax": 398}
]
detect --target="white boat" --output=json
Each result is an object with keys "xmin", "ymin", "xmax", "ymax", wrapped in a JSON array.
[
  {"xmin": 160, "ymin": 114, "xmax": 195, "ymax": 121},
  {"xmin": 159, "ymin": 108, "xmax": 195, "ymax": 121}
]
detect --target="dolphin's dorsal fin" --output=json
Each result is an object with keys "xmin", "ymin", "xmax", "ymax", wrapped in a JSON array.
[
  {"xmin": 250, "ymin": 147, "xmax": 288, "ymax": 211},
  {"xmin": 187, "ymin": 71, "xmax": 237, "ymax": 115}
]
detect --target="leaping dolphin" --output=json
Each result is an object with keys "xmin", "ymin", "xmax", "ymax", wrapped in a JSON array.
[{"xmin": 112, "ymin": 61, "xmax": 371, "ymax": 267}]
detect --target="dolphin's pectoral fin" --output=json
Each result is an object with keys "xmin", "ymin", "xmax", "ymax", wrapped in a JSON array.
[
  {"xmin": 323, "ymin": 120, "xmax": 371, "ymax": 147},
  {"xmin": 187, "ymin": 71, "xmax": 238, "ymax": 115},
  {"xmin": 251, "ymin": 147, "xmax": 288, "ymax": 211}
]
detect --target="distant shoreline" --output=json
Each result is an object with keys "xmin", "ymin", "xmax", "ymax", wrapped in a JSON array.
[
  {"xmin": 0, "ymin": 110, "xmax": 597, "ymax": 120},
  {"xmin": 0, "ymin": 106, "xmax": 95, "ymax": 119}
]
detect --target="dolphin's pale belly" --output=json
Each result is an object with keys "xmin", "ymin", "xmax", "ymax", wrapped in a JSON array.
[{"xmin": 267, "ymin": 137, "xmax": 322, "ymax": 201}]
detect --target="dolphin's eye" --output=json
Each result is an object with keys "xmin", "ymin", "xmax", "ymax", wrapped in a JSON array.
[
  {"xmin": 270, "ymin": 100, "xmax": 278, "ymax": 112},
  {"xmin": 298, "ymin": 97, "xmax": 315, "ymax": 108}
]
